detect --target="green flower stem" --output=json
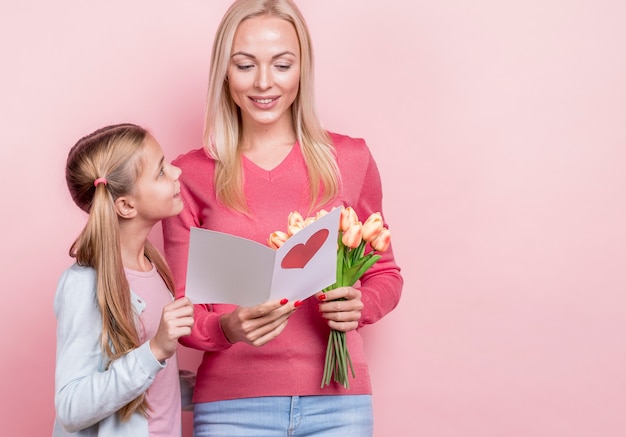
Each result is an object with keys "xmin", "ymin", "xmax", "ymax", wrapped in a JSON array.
[{"xmin": 321, "ymin": 235, "xmax": 380, "ymax": 389}]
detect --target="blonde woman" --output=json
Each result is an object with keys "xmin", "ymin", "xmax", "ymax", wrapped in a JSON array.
[
  {"xmin": 163, "ymin": 1, "xmax": 403, "ymax": 435},
  {"xmin": 53, "ymin": 124, "xmax": 194, "ymax": 436}
]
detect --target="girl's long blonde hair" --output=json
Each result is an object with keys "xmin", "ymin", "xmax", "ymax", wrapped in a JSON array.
[
  {"xmin": 204, "ymin": 0, "xmax": 340, "ymax": 214},
  {"xmin": 65, "ymin": 123, "xmax": 175, "ymax": 421}
]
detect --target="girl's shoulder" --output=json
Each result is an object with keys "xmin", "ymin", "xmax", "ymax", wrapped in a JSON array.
[
  {"xmin": 54, "ymin": 264, "xmax": 98, "ymax": 315},
  {"xmin": 59, "ymin": 263, "xmax": 96, "ymax": 284}
]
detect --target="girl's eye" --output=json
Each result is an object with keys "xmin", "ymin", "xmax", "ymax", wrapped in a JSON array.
[
  {"xmin": 236, "ymin": 64, "xmax": 254, "ymax": 71},
  {"xmin": 159, "ymin": 167, "xmax": 165, "ymax": 177}
]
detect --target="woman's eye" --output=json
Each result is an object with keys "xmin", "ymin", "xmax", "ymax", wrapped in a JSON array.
[
  {"xmin": 236, "ymin": 64, "xmax": 254, "ymax": 71},
  {"xmin": 159, "ymin": 167, "xmax": 165, "ymax": 177},
  {"xmin": 275, "ymin": 64, "xmax": 291, "ymax": 71}
]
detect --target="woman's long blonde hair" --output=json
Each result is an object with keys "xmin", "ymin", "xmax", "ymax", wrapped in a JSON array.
[
  {"xmin": 204, "ymin": 0, "xmax": 340, "ymax": 213},
  {"xmin": 65, "ymin": 123, "xmax": 175, "ymax": 421}
]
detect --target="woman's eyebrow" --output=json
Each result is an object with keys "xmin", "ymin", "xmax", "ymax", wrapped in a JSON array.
[{"xmin": 231, "ymin": 50, "xmax": 297, "ymax": 59}]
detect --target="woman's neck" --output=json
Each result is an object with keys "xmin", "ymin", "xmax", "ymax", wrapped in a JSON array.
[
  {"xmin": 240, "ymin": 119, "xmax": 297, "ymax": 170},
  {"xmin": 240, "ymin": 114, "xmax": 296, "ymax": 152}
]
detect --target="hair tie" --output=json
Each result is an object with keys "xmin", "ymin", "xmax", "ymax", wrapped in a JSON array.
[{"xmin": 94, "ymin": 177, "xmax": 108, "ymax": 187}]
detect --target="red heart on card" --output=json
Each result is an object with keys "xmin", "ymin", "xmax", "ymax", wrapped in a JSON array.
[{"xmin": 281, "ymin": 229, "xmax": 330, "ymax": 269}]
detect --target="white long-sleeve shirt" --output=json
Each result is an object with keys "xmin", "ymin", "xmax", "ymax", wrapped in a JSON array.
[{"xmin": 52, "ymin": 263, "xmax": 177, "ymax": 436}]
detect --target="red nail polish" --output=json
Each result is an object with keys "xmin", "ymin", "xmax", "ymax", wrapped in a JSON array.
[
  {"xmin": 294, "ymin": 300, "xmax": 303, "ymax": 307},
  {"xmin": 280, "ymin": 298, "xmax": 288, "ymax": 305},
  {"xmin": 318, "ymin": 293, "xmax": 326, "ymax": 301}
]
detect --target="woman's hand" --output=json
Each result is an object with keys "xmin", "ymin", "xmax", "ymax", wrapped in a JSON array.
[
  {"xmin": 150, "ymin": 297, "xmax": 195, "ymax": 362},
  {"xmin": 316, "ymin": 286, "xmax": 363, "ymax": 332},
  {"xmin": 220, "ymin": 298, "xmax": 298, "ymax": 346}
]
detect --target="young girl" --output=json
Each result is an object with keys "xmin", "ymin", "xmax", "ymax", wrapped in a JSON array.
[{"xmin": 53, "ymin": 123, "xmax": 195, "ymax": 436}]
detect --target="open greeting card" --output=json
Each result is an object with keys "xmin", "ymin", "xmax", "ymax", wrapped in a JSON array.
[{"xmin": 185, "ymin": 208, "xmax": 340, "ymax": 306}]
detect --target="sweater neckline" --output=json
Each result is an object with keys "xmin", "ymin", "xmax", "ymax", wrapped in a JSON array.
[{"xmin": 241, "ymin": 141, "xmax": 300, "ymax": 180}]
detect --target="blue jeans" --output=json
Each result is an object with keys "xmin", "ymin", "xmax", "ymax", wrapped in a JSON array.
[{"xmin": 193, "ymin": 395, "xmax": 373, "ymax": 437}]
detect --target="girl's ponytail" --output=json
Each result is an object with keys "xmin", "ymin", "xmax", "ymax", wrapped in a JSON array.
[{"xmin": 66, "ymin": 124, "xmax": 150, "ymax": 421}]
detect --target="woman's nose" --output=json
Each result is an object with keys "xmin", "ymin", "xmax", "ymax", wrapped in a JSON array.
[{"xmin": 254, "ymin": 65, "xmax": 272, "ymax": 90}]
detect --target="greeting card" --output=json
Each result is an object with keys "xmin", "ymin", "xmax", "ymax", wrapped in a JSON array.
[{"xmin": 185, "ymin": 207, "xmax": 340, "ymax": 306}]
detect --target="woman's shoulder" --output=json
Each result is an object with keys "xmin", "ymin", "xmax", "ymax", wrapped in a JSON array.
[
  {"xmin": 327, "ymin": 131, "xmax": 373, "ymax": 164},
  {"xmin": 328, "ymin": 131, "xmax": 368, "ymax": 149},
  {"xmin": 172, "ymin": 147, "xmax": 214, "ymax": 168},
  {"xmin": 172, "ymin": 148, "xmax": 216, "ymax": 187}
]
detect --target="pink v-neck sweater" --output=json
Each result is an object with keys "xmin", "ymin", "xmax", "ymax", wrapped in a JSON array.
[{"xmin": 162, "ymin": 132, "xmax": 403, "ymax": 402}]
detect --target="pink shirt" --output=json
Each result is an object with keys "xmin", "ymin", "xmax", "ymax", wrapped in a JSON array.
[
  {"xmin": 162, "ymin": 132, "xmax": 403, "ymax": 403},
  {"xmin": 125, "ymin": 265, "xmax": 181, "ymax": 437}
]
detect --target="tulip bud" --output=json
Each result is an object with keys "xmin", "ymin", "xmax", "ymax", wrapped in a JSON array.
[
  {"xmin": 316, "ymin": 209, "xmax": 329, "ymax": 219},
  {"xmin": 287, "ymin": 210, "xmax": 305, "ymax": 236},
  {"xmin": 361, "ymin": 212, "xmax": 384, "ymax": 242},
  {"xmin": 288, "ymin": 222, "xmax": 303, "ymax": 236},
  {"xmin": 339, "ymin": 206, "xmax": 359, "ymax": 232},
  {"xmin": 370, "ymin": 228, "xmax": 391, "ymax": 252},
  {"xmin": 341, "ymin": 221, "xmax": 363, "ymax": 249},
  {"xmin": 268, "ymin": 231, "xmax": 289, "ymax": 249},
  {"xmin": 288, "ymin": 211, "xmax": 304, "ymax": 227}
]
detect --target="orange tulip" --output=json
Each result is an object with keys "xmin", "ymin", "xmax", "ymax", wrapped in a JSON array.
[
  {"xmin": 341, "ymin": 221, "xmax": 363, "ymax": 249},
  {"xmin": 287, "ymin": 211, "xmax": 305, "ymax": 236},
  {"xmin": 370, "ymin": 228, "xmax": 391, "ymax": 252},
  {"xmin": 339, "ymin": 206, "xmax": 359, "ymax": 232},
  {"xmin": 268, "ymin": 231, "xmax": 289, "ymax": 249},
  {"xmin": 361, "ymin": 212, "xmax": 384, "ymax": 242},
  {"xmin": 316, "ymin": 209, "xmax": 329, "ymax": 219}
]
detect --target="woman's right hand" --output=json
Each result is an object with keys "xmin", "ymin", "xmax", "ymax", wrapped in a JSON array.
[
  {"xmin": 219, "ymin": 298, "xmax": 299, "ymax": 346},
  {"xmin": 150, "ymin": 297, "xmax": 195, "ymax": 362}
]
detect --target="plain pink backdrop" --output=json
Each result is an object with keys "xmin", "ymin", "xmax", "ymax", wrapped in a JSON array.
[{"xmin": 1, "ymin": 1, "xmax": 625, "ymax": 436}]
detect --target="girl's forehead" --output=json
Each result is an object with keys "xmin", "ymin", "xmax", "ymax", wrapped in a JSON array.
[
  {"xmin": 136, "ymin": 135, "xmax": 163, "ymax": 166},
  {"xmin": 140, "ymin": 134, "xmax": 162, "ymax": 154}
]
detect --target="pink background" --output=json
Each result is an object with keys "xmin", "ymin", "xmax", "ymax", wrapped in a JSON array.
[{"xmin": 1, "ymin": 1, "xmax": 625, "ymax": 435}]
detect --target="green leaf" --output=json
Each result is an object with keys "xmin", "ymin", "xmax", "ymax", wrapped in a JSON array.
[{"xmin": 342, "ymin": 254, "xmax": 381, "ymax": 286}]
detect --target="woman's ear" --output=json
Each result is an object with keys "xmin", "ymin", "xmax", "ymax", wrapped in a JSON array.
[{"xmin": 114, "ymin": 196, "xmax": 137, "ymax": 219}]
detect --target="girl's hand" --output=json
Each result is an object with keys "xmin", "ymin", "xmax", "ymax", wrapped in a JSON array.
[
  {"xmin": 220, "ymin": 298, "xmax": 298, "ymax": 347},
  {"xmin": 150, "ymin": 297, "xmax": 195, "ymax": 362},
  {"xmin": 316, "ymin": 286, "xmax": 363, "ymax": 333}
]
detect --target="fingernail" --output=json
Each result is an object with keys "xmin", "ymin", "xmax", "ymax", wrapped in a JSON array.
[
  {"xmin": 280, "ymin": 298, "xmax": 289, "ymax": 305},
  {"xmin": 294, "ymin": 300, "xmax": 303, "ymax": 308},
  {"xmin": 318, "ymin": 293, "xmax": 326, "ymax": 301}
]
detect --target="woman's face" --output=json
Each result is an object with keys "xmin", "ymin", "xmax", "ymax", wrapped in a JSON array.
[{"xmin": 227, "ymin": 15, "xmax": 301, "ymax": 129}]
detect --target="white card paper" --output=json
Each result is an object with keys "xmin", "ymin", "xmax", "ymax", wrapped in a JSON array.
[{"xmin": 185, "ymin": 208, "xmax": 340, "ymax": 306}]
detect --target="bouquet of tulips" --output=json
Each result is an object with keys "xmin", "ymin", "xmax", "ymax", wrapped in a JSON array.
[{"xmin": 268, "ymin": 206, "xmax": 391, "ymax": 388}]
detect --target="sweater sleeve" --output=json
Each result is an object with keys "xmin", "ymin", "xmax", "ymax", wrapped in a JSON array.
[
  {"xmin": 53, "ymin": 265, "xmax": 164, "ymax": 432},
  {"xmin": 339, "ymin": 138, "xmax": 403, "ymax": 327},
  {"xmin": 161, "ymin": 156, "xmax": 233, "ymax": 352}
]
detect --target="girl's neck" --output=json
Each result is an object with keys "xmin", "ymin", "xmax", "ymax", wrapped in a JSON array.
[
  {"xmin": 122, "ymin": 251, "xmax": 152, "ymax": 272},
  {"xmin": 118, "ymin": 221, "xmax": 152, "ymax": 272}
]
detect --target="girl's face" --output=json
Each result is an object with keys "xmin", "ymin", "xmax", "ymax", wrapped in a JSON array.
[
  {"xmin": 227, "ymin": 15, "xmax": 301, "ymax": 129},
  {"xmin": 131, "ymin": 135, "xmax": 183, "ymax": 223}
]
